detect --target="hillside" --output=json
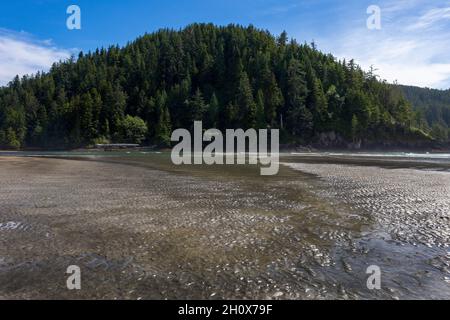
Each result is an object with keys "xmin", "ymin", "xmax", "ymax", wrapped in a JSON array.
[
  {"xmin": 399, "ymin": 85, "xmax": 450, "ymax": 142},
  {"xmin": 0, "ymin": 23, "xmax": 435, "ymax": 150}
]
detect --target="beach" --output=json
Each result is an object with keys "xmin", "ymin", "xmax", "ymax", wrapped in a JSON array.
[{"xmin": 0, "ymin": 154, "xmax": 449, "ymax": 299}]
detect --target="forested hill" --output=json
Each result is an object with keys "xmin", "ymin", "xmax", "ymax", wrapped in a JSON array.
[
  {"xmin": 0, "ymin": 23, "xmax": 436, "ymax": 150},
  {"xmin": 399, "ymin": 85, "xmax": 450, "ymax": 142}
]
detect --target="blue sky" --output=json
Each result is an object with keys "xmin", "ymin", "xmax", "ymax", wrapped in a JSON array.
[{"xmin": 1, "ymin": 0, "xmax": 450, "ymax": 88}]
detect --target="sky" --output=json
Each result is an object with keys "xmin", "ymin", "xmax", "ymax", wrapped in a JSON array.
[{"xmin": 1, "ymin": 0, "xmax": 450, "ymax": 89}]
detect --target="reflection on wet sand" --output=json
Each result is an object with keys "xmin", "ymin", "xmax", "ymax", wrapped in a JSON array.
[{"xmin": 0, "ymin": 153, "xmax": 449, "ymax": 299}]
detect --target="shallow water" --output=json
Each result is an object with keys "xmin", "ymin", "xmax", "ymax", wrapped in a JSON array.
[{"xmin": 0, "ymin": 151, "xmax": 449, "ymax": 299}]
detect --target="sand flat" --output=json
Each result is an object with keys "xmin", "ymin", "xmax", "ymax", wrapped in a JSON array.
[{"xmin": 0, "ymin": 155, "xmax": 449, "ymax": 299}]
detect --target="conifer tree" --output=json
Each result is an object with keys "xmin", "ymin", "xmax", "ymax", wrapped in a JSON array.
[{"xmin": 236, "ymin": 71, "xmax": 257, "ymax": 128}]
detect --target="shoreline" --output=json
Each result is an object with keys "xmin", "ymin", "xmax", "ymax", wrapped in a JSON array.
[{"xmin": 1, "ymin": 139, "xmax": 449, "ymax": 155}]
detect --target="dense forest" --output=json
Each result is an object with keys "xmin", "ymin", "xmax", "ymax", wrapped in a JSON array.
[
  {"xmin": 399, "ymin": 85, "xmax": 450, "ymax": 143},
  {"xmin": 0, "ymin": 24, "xmax": 441, "ymax": 150}
]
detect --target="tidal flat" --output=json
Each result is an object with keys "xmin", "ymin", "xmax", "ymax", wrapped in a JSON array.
[{"xmin": 0, "ymin": 152, "xmax": 449, "ymax": 299}]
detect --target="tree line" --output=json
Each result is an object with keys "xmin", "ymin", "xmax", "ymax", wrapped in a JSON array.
[
  {"xmin": 399, "ymin": 85, "xmax": 450, "ymax": 142},
  {"xmin": 0, "ymin": 23, "xmax": 436, "ymax": 149}
]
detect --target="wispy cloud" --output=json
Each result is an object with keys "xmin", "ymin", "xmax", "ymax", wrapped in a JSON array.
[
  {"xmin": 318, "ymin": 1, "xmax": 450, "ymax": 89},
  {"xmin": 383, "ymin": 0, "xmax": 426, "ymax": 14},
  {"xmin": 0, "ymin": 29, "xmax": 71, "ymax": 86},
  {"xmin": 407, "ymin": 6, "xmax": 450, "ymax": 30}
]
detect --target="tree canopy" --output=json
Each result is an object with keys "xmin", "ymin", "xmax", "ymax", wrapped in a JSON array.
[
  {"xmin": 0, "ymin": 23, "xmax": 437, "ymax": 149},
  {"xmin": 399, "ymin": 85, "xmax": 450, "ymax": 142}
]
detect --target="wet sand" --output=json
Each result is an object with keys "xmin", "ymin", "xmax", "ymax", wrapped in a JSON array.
[{"xmin": 0, "ymin": 154, "xmax": 449, "ymax": 299}]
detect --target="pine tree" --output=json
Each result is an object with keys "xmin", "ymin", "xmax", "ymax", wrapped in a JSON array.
[
  {"xmin": 265, "ymin": 74, "xmax": 284, "ymax": 127},
  {"xmin": 80, "ymin": 92, "xmax": 95, "ymax": 143},
  {"xmin": 310, "ymin": 78, "xmax": 328, "ymax": 129},
  {"xmin": 189, "ymin": 88, "xmax": 207, "ymax": 122},
  {"xmin": 255, "ymin": 89, "xmax": 266, "ymax": 129},
  {"xmin": 285, "ymin": 59, "xmax": 312, "ymax": 137},
  {"xmin": 236, "ymin": 71, "xmax": 257, "ymax": 128},
  {"xmin": 207, "ymin": 93, "xmax": 219, "ymax": 128},
  {"xmin": 155, "ymin": 90, "xmax": 172, "ymax": 146}
]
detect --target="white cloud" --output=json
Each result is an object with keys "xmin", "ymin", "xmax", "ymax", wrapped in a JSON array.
[
  {"xmin": 0, "ymin": 29, "xmax": 71, "ymax": 86},
  {"xmin": 408, "ymin": 6, "xmax": 450, "ymax": 30},
  {"xmin": 383, "ymin": 0, "xmax": 427, "ymax": 14},
  {"xmin": 318, "ymin": 1, "xmax": 450, "ymax": 89}
]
